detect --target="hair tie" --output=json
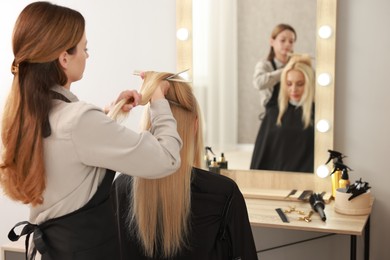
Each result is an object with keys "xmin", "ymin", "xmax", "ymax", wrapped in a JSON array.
[{"xmin": 11, "ymin": 64, "xmax": 19, "ymax": 75}]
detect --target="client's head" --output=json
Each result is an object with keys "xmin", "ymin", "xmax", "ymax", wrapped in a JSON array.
[{"xmin": 278, "ymin": 54, "xmax": 315, "ymax": 128}]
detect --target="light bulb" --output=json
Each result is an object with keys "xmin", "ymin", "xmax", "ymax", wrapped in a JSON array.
[
  {"xmin": 176, "ymin": 28, "xmax": 189, "ymax": 41},
  {"xmin": 318, "ymin": 25, "xmax": 332, "ymax": 39},
  {"xmin": 316, "ymin": 119, "xmax": 330, "ymax": 133},
  {"xmin": 317, "ymin": 164, "xmax": 330, "ymax": 178},
  {"xmin": 317, "ymin": 73, "xmax": 332, "ymax": 86}
]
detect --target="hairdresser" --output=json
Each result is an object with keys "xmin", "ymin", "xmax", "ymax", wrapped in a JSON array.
[
  {"xmin": 0, "ymin": 2, "xmax": 181, "ymax": 259},
  {"xmin": 252, "ymin": 23, "xmax": 297, "ymax": 126}
]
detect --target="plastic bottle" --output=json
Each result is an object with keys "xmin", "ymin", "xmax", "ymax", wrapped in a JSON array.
[
  {"xmin": 218, "ymin": 152, "xmax": 228, "ymax": 169},
  {"xmin": 338, "ymin": 163, "xmax": 352, "ymax": 189},
  {"xmin": 325, "ymin": 150, "xmax": 345, "ymax": 198},
  {"xmin": 208, "ymin": 157, "xmax": 220, "ymax": 174},
  {"xmin": 204, "ymin": 146, "xmax": 215, "ymax": 168}
]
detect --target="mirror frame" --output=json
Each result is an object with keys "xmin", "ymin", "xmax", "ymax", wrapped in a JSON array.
[{"xmin": 176, "ymin": 0, "xmax": 337, "ymax": 177}]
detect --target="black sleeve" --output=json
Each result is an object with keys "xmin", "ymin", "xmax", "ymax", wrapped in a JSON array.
[{"xmin": 228, "ymin": 186, "xmax": 258, "ymax": 260}]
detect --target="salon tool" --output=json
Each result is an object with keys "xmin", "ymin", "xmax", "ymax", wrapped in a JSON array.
[
  {"xmin": 165, "ymin": 68, "xmax": 190, "ymax": 80},
  {"xmin": 326, "ymin": 149, "xmax": 347, "ymax": 198},
  {"xmin": 298, "ymin": 210, "xmax": 314, "ymax": 223},
  {"xmin": 297, "ymin": 190, "xmax": 313, "ymax": 201},
  {"xmin": 347, "ymin": 178, "xmax": 371, "ymax": 201},
  {"xmin": 325, "ymin": 149, "xmax": 345, "ymax": 165},
  {"xmin": 204, "ymin": 146, "xmax": 215, "ymax": 167},
  {"xmin": 275, "ymin": 208, "xmax": 289, "ymax": 223},
  {"xmin": 285, "ymin": 189, "xmax": 298, "ymax": 199},
  {"xmin": 334, "ymin": 162, "xmax": 353, "ymax": 189},
  {"xmin": 309, "ymin": 193, "xmax": 326, "ymax": 221},
  {"xmin": 133, "ymin": 69, "xmax": 191, "ymax": 82},
  {"xmin": 284, "ymin": 206, "xmax": 305, "ymax": 215}
]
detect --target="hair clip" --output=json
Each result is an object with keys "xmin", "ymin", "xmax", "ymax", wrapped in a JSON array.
[{"xmin": 11, "ymin": 64, "xmax": 19, "ymax": 75}]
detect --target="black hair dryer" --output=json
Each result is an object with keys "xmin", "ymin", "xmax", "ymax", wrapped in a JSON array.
[{"xmin": 309, "ymin": 193, "xmax": 326, "ymax": 221}]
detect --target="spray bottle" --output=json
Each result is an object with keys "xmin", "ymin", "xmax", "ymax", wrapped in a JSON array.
[
  {"xmin": 204, "ymin": 146, "xmax": 215, "ymax": 168},
  {"xmin": 325, "ymin": 150, "xmax": 346, "ymax": 198},
  {"xmin": 335, "ymin": 161, "xmax": 353, "ymax": 189}
]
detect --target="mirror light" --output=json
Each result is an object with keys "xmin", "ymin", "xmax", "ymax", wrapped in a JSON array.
[
  {"xmin": 316, "ymin": 119, "xmax": 330, "ymax": 133},
  {"xmin": 317, "ymin": 73, "xmax": 332, "ymax": 86},
  {"xmin": 317, "ymin": 164, "xmax": 330, "ymax": 178},
  {"xmin": 318, "ymin": 25, "xmax": 332, "ymax": 39},
  {"xmin": 176, "ymin": 28, "xmax": 189, "ymax": 41}
]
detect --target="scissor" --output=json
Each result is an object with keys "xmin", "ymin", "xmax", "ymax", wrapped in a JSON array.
[{"xmin": 133, "ymin": 69, "xmax": 190, "ymax": 82}]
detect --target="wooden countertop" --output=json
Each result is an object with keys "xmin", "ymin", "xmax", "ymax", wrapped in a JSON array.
[
  {"xmin": 221, "ymin": 169, "xmax": 372, "ymax": 236},
  {"xmin": 245, "ymin": 197, "xmax": 371, "ymax": 236}
]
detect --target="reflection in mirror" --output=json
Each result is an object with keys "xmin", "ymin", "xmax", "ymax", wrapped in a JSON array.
[{"xmin": 176, "ymin": 0, "xmax": 336, "ymax": 176}]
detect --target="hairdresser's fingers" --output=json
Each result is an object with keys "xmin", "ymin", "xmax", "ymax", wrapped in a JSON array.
[
  {"xmin": 159, "ymin": 80, "xmax": 170, "ymax": 95},
  {"xmin": 122, "ymin": 93, "xmax": 142, "ymax": 112},
  {"xmin": 116, "ymin": 90, "xmax": 141, "ymax": 106},
  {"xmin": 121, "ymin": 103, "xmax": 134, "ymax": 112}
]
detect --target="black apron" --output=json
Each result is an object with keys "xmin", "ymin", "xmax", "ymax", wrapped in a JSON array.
[
  {"xmin": 265, "ymin": 59, "xmax": 280, "ymax": 109},
  {"xmin": 8, "ymin": 92, "xmax": 120, "ymax": 260},
  {"xmin": 258, "ymin": 59, "xmax": 280, "ymax": 120}
]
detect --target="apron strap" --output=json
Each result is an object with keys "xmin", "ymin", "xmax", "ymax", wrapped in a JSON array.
[
  {"xmin": 43, "ymin": 91, "xmax": 72, "ymax": 138},
  {"xmin": 8, "ymin": 169, "xmax": 116, "ymax": 259},
  {"xmin": 266, "ymin": 59, "xmax": 281, "ymax": 109},
  {"xmin": 8, "ymin": 221, "xmax": 46, "ymax": 260}
]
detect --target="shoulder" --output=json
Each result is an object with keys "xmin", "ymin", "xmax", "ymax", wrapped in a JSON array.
[
  {"xmin": 191, "ymin": 167, "xmax": 241, "ymax": 196},
  {"xmin": 254, "ymin": 59, "xmax": 272, "ymax": 70},
  {"xmin": 51, "ymin": 100, "xmax": 103, "ymax": 124},
  {"xmin": 49, "ymin": 100, "xmax": 107, "ymax": 136}
]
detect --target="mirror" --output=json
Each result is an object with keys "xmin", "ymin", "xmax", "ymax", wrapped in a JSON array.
[{"xmin": 176, "ymin": 0, "xmax": 336, "ymax": 176}]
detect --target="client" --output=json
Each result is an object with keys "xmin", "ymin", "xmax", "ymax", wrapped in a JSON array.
[{"xmin": 111, "ymin": 71, "xmax": 258, "ymax": 259}]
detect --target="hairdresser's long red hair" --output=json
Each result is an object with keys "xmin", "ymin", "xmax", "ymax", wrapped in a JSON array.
[{"xmin": 0, "ymin": 2, "xmax": 85, "ymax": 205}]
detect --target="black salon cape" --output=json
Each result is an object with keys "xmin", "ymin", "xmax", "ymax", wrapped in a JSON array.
[
  {"xmin": 250, "ymin": 103, "xmax": 314, "ymax": 173},
  {"xmin": 111, "ymin": 167, "xmax": 258, "ymax": 260}
]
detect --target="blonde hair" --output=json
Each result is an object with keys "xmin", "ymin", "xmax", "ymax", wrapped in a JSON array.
[
  {"xmin": 110, "ymin": 71, "xmax": 204, "ymax": 257},
  {"xmin": 277, "ymin": 54, "xmax": 315, "ymax": 128},
  {"xmin": 0, "ymin": 2, "xmax": 85, "ymax": 205}
]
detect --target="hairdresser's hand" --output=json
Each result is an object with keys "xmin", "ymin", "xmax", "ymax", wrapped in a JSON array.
[
  {"xmin": 151, "ymin": 80, "xmax": 170, "ymax": 102},
  {"xmin": 104, "ymin": 90, "xmax": 142, "ymax": 114},
  {"xmin": 116, "ymin": 90, "xmax": 142, "ymax": 112}
]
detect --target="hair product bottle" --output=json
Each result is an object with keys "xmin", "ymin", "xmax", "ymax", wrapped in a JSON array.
[
  {"xmin": 325, "ymin": 150, "xmax": 345, "ymax": 198},
  {"xmin": 218, "ymin": 153, "xmax": 228, "ymax": 169},
  {"xmin": 338, "ymin": 163, "xmax": 352, "ymax": 189},
  {"xmin": 208, "ymin": 157, "xmax": 220, "ymax": 174}
]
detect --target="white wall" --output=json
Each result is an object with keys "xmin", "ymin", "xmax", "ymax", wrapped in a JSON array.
[
  {"xmin": 1, "ymin": 0, "xmax": 390, "ymax": 259},
  {"xmin": 0, "ymin": 0, "xmax": 176, "ymax": 254}
]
